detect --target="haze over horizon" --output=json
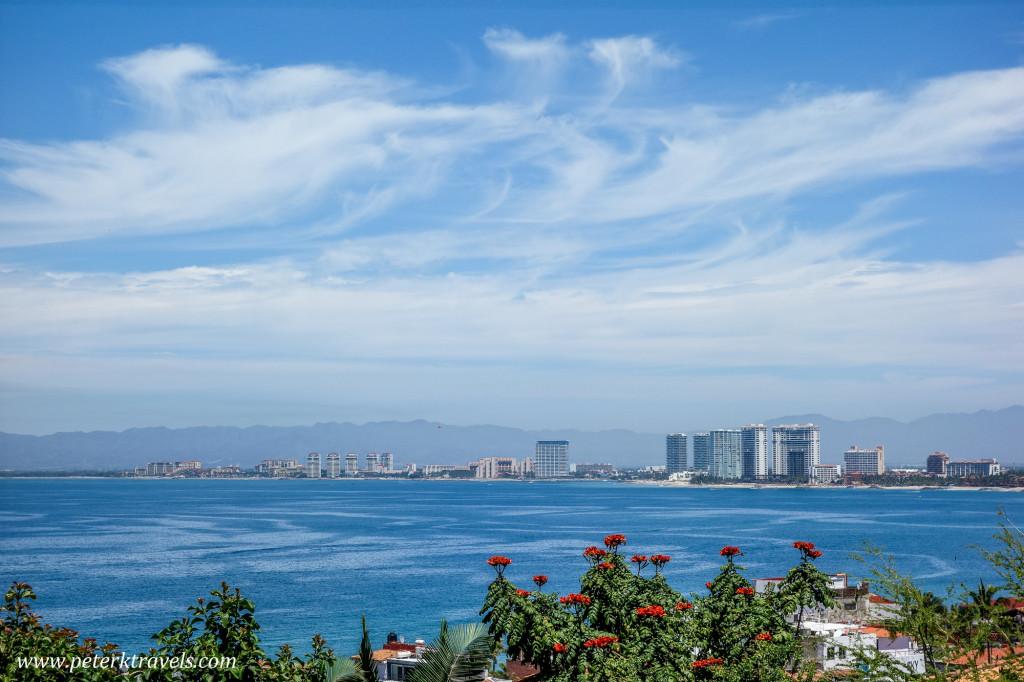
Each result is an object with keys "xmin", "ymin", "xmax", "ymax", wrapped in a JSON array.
[{"xmin": 2, "ymin": 1, "xmax": 1022, "ymax": 437}]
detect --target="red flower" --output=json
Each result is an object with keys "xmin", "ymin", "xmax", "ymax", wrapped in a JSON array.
[
  {"xmin": 630, "ymin": 555, "xmax": 648, "ymax": 563},
  {"xmin": 692, "ymin": 658, "xmax": 724, "ymax": 668},
  {"xmin": 735, "ymin": 587, "xmax": 754, "ymax": 596},
  {"xmin": 809, "ymin": 550, "xmax": 823, "ymax": 559},
  {"xmin": 560, "ymin": 593, "xmax": 592, "ymax": 606},
  {"xmin": 793, "ymin": 541, "xmax": 815, "ymax": 551},
  {"xmin": 553, "ymin": 642, "xmax": 566, "ymax": 652},
  {"xmin": 487, "ymin": 555, "xmax": 512, "ymax": 576},
  {"xmin": 650, "ymin": 554, "xmax": 670, "ymax": 566},
  {"xmin": 597, "ymin": 562, "xmax": 615, "ymax": 570},
  {"xmin": 516, "ymin": 589, "xmax": 531, "ymax": 597},
  {"xmin": 675, "ymin": 602, "xmax": 693, "ymax": 610},
  {"xmin": 636, "ymin": 605, "xmax": 667, "ymax": 618},
  {"xmin": 533, "ymin": 575, "xmax": 548, "ymax": 587},
  {"xmin": 706, "ymin": 582, "xmax": 714, "ymax": 589},
  {"xmin": 720, "ymin": 546, "xmax": 742, "ymax": 557},
  {"xmin": 756, "ymin": 632, "xmax": 772, "ymax": 641},
  {"xmin": 603, "ymin": 534, "xmax": 627, "ymax": 549},
  {"xmin": 583, "ymin": 546, "xmax": 608, "ymax": 559},
  {"xmin": 583, "ymin": 636, "xmax": 618, "ymax": 648}
]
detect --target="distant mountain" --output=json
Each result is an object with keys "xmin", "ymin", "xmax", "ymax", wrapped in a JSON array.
[{"xmin": 0, "ymin": 406, "xmax": 1020, "ymax": 471}]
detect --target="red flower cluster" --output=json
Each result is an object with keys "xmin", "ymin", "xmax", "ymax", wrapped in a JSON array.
[
  {"xmin": 516, "ymin": 589, "xmax": 531, "ymax": 597},
  {"xmin": 636, "ymin": 605, "xmax": 667, "ymax": 618},
  {"xmin": 553, "ymin": 643, "xmax": 566, "ymax": 652},
  {"xmin": 735, "ymin": 587, "xmax": 754, "ymax": 596},
  {"xmin": 487, "ymin": 556, "xmax": 512, "ymax": 566},
  {"xmin": 583, "ymin": 636, "xmax": 618, "ymax": 648},
  {"xmin": 720, "ymin": 546, "xmax": 742, "ymax": 557},
  {"xmin": 675, "ymin": 602, "xmax": 693, "ymax": 610},
  {"xmin": 793, "ymin": 541, "xmax": 815, "ymax": 551},
  {"xmin": 756, "ymin": 633, "xmax": 772, "ymax": 641},
  {"xmin": 604, "ymin": 534, "xmax": 627, "ymax": 549},
  {"xmin": 705, "ymin": 582, "xmax": 714, "ymax": 589},
  {"xmin": 597, "ymin": 562, "xmax": 615, "ymax": 570},
  {"xmin": 583, "ymin": 546, "xmax": 608, "ymax": 559},
  {"xmin": 630, "ymin": 554, "xmax": 648, "ymax": 563},
  {"xmin": 650, "ymin": 554, "xmax": 670, "ymax": 565},
  {"xmin": 692, "ymin": 658, "xmax": 724, "ymax": 668},
  {"xmin": 533, "ymin": 575, "xmax": 548, "ymax": 587},
  {"xmin": 808, "ymin": 550, "xmax": 823, "ymax": 559},
  {"xmin": 560, "ymin": 593, "xmax": 592, "ymax": 606}
]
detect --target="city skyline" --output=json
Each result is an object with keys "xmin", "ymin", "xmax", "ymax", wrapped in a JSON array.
[{"xmin": 2, "ymin": 2, "xmax": 1022, "ymax": 436}]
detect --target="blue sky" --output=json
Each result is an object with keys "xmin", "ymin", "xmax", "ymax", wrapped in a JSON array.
[{"xmin": 1, "ymin": 1, "xmax": 1023, "ymax": 436}]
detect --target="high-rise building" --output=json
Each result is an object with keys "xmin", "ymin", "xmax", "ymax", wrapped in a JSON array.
[
  {"xmin": 380, "ymin": 452, "xmax": 394, "ymax": 473},
  {"xmin": 710, "ymin": 429, "xmax": 742, "ymax": 479},
  {"xmin": 477, "ymin": 457, "xmax": 518, "ymax": 478},
  {"xmin": 926, "ymin": 452, "xmax": 950, "ymax": 477},
  {"xmin": 844, "ymin": 446, "xmax": 885, "ymax": 476},
  {"xmin": 535, "ymin": 441, "xmax": 569, "ymax": 478},
  {"xmin": 693, "ymin": 433, "xmax": 711, "ymax": 474},
  {"xmin": 666, "ymin": 433, "xmax": 687, "ymax": 474},
  {"xmin": 345, "ymin": 453, "xmax": 359, "ymax": 475},
  {"xmin": 325, "ymin": 453, "xmax": 341, "ymax": 478},
  {"xmin": 306, "ymin": 452, "xmax": 322, "ymax": 479},
  {"xmin": 366, "ymin": 453, "xmax": 379, "ymax": 472},
  {"xmin": 772, "ymin": 425, "xmax": 820, "ymax": 478},
  {"xmin": 741, "ymin": 424, "xmax": 769, "ymax": 479}
]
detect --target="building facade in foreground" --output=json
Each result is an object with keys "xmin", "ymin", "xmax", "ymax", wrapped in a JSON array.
[
  {"xmin": 844, "ymin": 445, "xmax": 885, "ymax": 476},
  {"xmin": 666, "ymin": 433, "xmax": 687, "ymax": 474},
  {"xmin": 535, "ymin": 440, "xmax": 569, "ymax": 478},
  {"xmin": 772, "ymin": 424, "xmax": 820, "ymax": 478}
]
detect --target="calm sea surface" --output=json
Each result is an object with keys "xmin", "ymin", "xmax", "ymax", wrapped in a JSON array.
[{"xmin": 1, "ymin": 479, "xmax": 1021, "ymax": 656}]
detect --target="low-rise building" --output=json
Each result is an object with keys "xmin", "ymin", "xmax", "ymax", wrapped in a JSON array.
[
  {"xmin": 255, "ymin": 458, "xmax": 299, "ymax": 475},
  {"xmin": 947, "ymin": 459, "xmax": 1000, "ymax": 478},
  {"xmin": 811, "ymin": 464, "xmax": 842, "ymax": 485},
  {"xmin": 926, "ymin": 452, "xmax": 950, "ymax": 476}
]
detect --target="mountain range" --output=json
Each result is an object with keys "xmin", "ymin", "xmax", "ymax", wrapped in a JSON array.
[{"xmin": 0, "ymin": 406, "xmax": 1020, "ymax": 471}]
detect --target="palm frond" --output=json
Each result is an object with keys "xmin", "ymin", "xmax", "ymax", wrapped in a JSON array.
[{"xmin": 408, "ymin": 621, "xmax": 494, "ymax": 682}]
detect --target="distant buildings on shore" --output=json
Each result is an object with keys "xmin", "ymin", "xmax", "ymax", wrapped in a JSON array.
[{"xmin": 666, "ymin": 426, "xmax": 1003, "ymax": 484}]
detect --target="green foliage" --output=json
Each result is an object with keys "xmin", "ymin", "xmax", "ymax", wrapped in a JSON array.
[
  {"xmin": 480, "ymin": 536, "xmax": 834, "ymax": 682},
  {"xmin": 0, "ymin": 582, "xmax": 122, "ymax": 681},
  {"xmin": 407, "ymin": 619, "xmax": 494, "ymax": 682},
  {"xmin": 356, "ymin": 615, "xmax": 379, "ymax": 682}
]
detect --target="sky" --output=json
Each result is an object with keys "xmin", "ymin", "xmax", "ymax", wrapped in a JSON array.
[{"xmin": 1, "ymin": 1, "xmax": 1023, "ymax": 436}]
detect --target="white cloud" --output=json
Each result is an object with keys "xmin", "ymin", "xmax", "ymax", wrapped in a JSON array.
[{"xmin": 588, "ymin": 36, "xmax": 683, "ymax": 101}]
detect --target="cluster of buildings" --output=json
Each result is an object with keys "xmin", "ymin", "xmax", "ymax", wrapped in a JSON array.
[
  {"xmin": 129, "ymin": 460, "xmax": 241, "ymax": 477},
  {"xmin": 667, "ymin": 425, "xmax": 1003, "ymax": 484},
  {"xmin": 666, "ymin": 424, "xmax": 821, "ymax": 480}
]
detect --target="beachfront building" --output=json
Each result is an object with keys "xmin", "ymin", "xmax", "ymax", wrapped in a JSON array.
[
  {"xmin": 947, "ymin": 459, "xmax": 1000, "ymax": 477},
  {"xmin": 772, "ymin": 424, "xmax": 820, "ymax": 478},
  {"xmin": 325, "ymin": 453, "xmax": 341, "ymax": 478},
  {"xmin": 174, "ymin": 460, "xmax": 202, "ymax": 470},
  {"xmin": 306, "ymin": 452, "xmax": 321, "ymax": 479},
  {"xmin": 710, "ymin": 429, "xmax": 742, "ymax": 479},
  {"xmin": 476, "ymin": 457, "xmax": 517, "ymax": 478},
  {"xmin": 811, "ymin": 464, "xmax": 842, "ymax": 485},
  {"xmin": 380, "ymin": 452, "xmax": 394, "ymax": 473},
  {"xmin": 255, "ymin": 458, "xmax": 299, "ymax": 475},
  {"xmin": 927, "ymin": 452, "xmax": 950, "ymax": 476},
  {"xmin": 518, "ymin": 457, "xmax": 535, "ymax": 477},
  {"xmin": 146, "ymin": 461, "xmax": 175, "ymax": 476},
  {"xmin": 693, "ymin": 433, "xmax": 711, "ymax": 474},
  {"xmin": 345, "ymin": 453, "xmax": 359, "ymax": 475},
  {"xmin": 366, "ymin": 452, "xmax": 380, "ymax": 473},
  {"xmin": 741, "ymin": 424, "xmax": 769, "ymax": 479},
  {"xmin": 666, "ymin": 433, "xmax": 687, "ymax": 474},
  {"xmin": 535, "ymin": 440, "xmax": 569, "ymax": 478},
  {"xmin": 844, "ymin": 445, "xmax": 885, "ymax": 476}
]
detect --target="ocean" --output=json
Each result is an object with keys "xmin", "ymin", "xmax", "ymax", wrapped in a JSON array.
[{"xmin": 1, "ymin": 478, "xmax": 1020, "ymax": 657}]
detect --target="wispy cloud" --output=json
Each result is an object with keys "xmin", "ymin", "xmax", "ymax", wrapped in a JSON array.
[
  {"xmin": 1, "ymin": 36, "xmax": 1023, "ymax": 432},
  {"xmin": 733, "ymin": 13, "xmax": 798, "ymax": 32}
]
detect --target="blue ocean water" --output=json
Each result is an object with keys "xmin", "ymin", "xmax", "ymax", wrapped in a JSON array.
[{"xmin": 1, "ymin": 479, "xmax": 1021, "ymax": 658}]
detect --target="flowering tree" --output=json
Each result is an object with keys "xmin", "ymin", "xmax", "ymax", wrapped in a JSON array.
[{"xmin": 480, "ymin": 535, "xmax": 833, "ymax": 682}]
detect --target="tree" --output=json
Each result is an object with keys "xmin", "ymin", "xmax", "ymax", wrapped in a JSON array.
[
  {"xmin": 407, "ymin": 620, "xmax": 494, "ymax": 682},
  {"xmin": 480, "ymin": 534, "xmax": 833, "ymax": 682}
]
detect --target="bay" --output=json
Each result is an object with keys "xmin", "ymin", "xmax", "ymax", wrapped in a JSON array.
[{"xmin": 1, "ymin": 478, "xmax": 1020, "ymax": 657}]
